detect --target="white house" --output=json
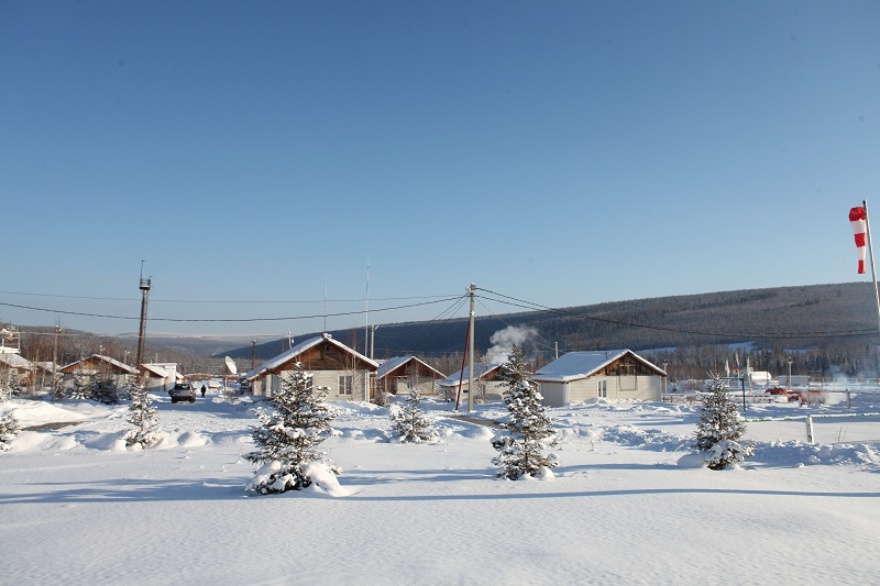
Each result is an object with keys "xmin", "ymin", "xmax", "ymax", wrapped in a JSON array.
[
  {"xmin": 533, "ymin": 349, "xmax": 666, "ymax": 407},
  {"xmin": 247, "ymin": 333, "xmax": 378, "ymax": 401},
  {"xmin": 142, "ymin": 363, "xmax": 179, "ymax": 394}
]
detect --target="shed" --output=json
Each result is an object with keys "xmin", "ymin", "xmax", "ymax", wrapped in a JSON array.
[
  {"xmin": 376, "ymin": 356, "xmax": 446, "ymax": 396},
  {"xmin": 533, "ymin": 349, "xmax": 666, "ymax": 407},
  {"xmin": 247, "ymin": 333, "xmax": 378, "ymax": 401}
]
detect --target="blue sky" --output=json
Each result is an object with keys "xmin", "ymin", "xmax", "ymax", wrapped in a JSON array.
[{"xmin": 2, "ymin": 1, "xmax": 879, "ymax": 338}]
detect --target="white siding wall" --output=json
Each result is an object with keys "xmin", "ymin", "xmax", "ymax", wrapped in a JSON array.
[
  {"xmin": 538, "ymin": 382, "xmax": 568, "ymax": 407},
  {"xmin": 258, "ymin": 369, "xmax": 372, "ymax": 402},
  {"xmin": 541, "ymin": 375, "xmax": 664, "ymax": 405}
]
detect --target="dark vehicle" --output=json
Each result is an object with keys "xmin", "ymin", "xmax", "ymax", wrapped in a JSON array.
[{"xmin": 169, "ymin": 383, "xmax": 196, "ymax": 404}]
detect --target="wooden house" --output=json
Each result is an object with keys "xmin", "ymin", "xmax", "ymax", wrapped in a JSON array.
[
  {"xmin": 438, "ymin": 363, "xmax": 505, "ymax": 402},
  {"xmin": 376, "ymin": 356, "xmax": 446, "ymax": 396},
  {"xmin": 59, "ymin": 354, "xmax": 140, "ymax": 390},
  {"xmin": 247, "ymin": 333, "xmax": 378, "ymax": 401},
  {"xmin": 533, "ymin": 349, "xmax": 666, "ymax": 407}
]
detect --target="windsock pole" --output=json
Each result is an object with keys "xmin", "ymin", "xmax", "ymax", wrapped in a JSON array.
[{"xmin": 861, "ymin": 200, "xmax": 880, "ymax": 337}]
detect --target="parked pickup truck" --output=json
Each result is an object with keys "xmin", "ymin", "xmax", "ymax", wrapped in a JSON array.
[{"xmin": 169, "ymin": 383, "xmax": 196, "ymax": 404}]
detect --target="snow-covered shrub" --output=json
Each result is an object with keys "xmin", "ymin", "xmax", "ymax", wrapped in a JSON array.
[
  {"xmin": 491, "ymin": 345, "xmax": 559, "ymax": 480},
  {"xmin": 245, "ymin": 363, "xmax": 338, "ymax": 494},
  {"xmin": 694, "ymin": 376, "xmax": 754, "ymax": 470},
  {"xmin": 0, "ymin": 412, "xmax": 19, "ymax": 451},
  {"xmin": 390, "ymin": 388, "xmax": 438, "ymax": 443},
  {"xmin": 125, "ymin": 381, "xmax": 160, "ymax": 449}
]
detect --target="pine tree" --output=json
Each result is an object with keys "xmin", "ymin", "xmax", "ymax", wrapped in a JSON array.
[
  {"xmin": 89, "ymin": 375, "xmax": 120, "ymax": 405},
  {"xmin": 694, "ymin": 376, "xmax": 754, "ymax": 470},
  {"xmin": 245, "ymin": 363, "xmax": 337, "ymax": 494},
  {"xmin": 390, "ymin": 388, "xmax": 438, "ymax": 443},
  {"xmin": 125, "ymin": 381, "xmax": 160, "ymax": 449},
  {"xmin": 0, "ymin": 412, "xmax": 18, "ymax": 451},
  {"xmin": 0, "ymin": 375, "xmax": 19, "ymax": 451},
  {"xmin": 491, "ymin": 345, "xmax": 559, "ymax": 480}
]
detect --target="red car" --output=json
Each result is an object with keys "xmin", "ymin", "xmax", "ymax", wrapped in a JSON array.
[{"xmin": 764, "ymin": 387, "xmax": 804, "ymax": 402}]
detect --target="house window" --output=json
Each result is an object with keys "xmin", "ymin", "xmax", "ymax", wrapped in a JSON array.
[
  {"xmin": 338, "ymin": 375, "xmax": 353, "ymax": 396},
  {"xmin": 597, "ymin": 380, "xmax": 607, "ymax": 398}
]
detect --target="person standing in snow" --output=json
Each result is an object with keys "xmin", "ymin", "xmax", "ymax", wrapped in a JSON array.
[{"xmin": 200, "ymin": 385, "xmax": 206, "ymax": 398}]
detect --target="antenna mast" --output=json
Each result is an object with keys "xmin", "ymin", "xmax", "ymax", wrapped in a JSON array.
[{"xmin": 136, "ymin": 261, "xmax": 152, "ymax": 374}]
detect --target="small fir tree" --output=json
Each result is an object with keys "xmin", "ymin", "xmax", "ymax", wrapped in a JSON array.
[
  {"xmin": 0, "ymin": 411, "xmax": 19, "ymax": 451},
  {"xmin": 695, "ymin": 375, "xmax": 754, "ymax": 470},
  {"xmin": 89, "ymin": 375, "xmax": 120, "ymax": 405},
  {"xmin": 390, "ymin": 388, "xmax": 438, "ymax": 443},
  {"xmin": 125, "ymin": 381, "xmax": 160, "ymax": 449},
  {"xmin": 491, "ymin": 345, "xmax": 559, "ymax": 480},
  {"xmin": 245, "ymin": 363, "xmax": 337, "ymax": 494},
  {"xmin": 68, "ymin": 373, "xmax": 91, "ymax": 400}
]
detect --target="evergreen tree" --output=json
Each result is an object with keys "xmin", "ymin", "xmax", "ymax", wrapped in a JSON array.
[
  {"xmin": 245, "ymin": 363, "xmax": 337, "ymax": 494},
  {"xmin": 0, "ymin": 412, "xmax": 18, "ymax": 451},
  {"xmin": 491, "ymin": 345, "xmax": 559, "ymax": 479},
  {"xmin": 390, "ymin": 388, "xmax": 438, "ymax": 443},
  {"xmin": 68, "ymin": 373, "xmax": 91, "ymax": 400},
  {"xmin": 89, "ymin": 375, "xmax": 120, "ymax": 405},
  {"xmin": 695, "ymin": 376, "xmax": 755, "ymax": 470},
  {"xmin": 125, "ymin": 381, "xmax": 160, "ymax": 449}
]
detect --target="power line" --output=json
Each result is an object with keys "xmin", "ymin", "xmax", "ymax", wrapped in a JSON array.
[
  {"xmin": 0, "ymin": 289, "xmax": 459, "ymax": 304},
  {"xmin": 0, "ymin": 297, "xmax": 462, "ymax": 323},
  {"xmin": 476, "ymin": 288, "xmax": 878, "ymax": 340}
]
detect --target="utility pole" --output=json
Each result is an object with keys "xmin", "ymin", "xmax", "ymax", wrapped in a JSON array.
[
  {"xmin": 251, "ymin": 340, "xmax": 257, "ymax": 372},
  {"xmin": 467, "ymin": 283, "xmax": 476, "ymax": 413},
  {"xmin": 136, "ymin": 262, "xmax": 151, "ymax": 376}
]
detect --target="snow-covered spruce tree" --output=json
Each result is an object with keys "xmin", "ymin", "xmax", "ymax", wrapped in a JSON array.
[
  {"xmin": 694, "ymin": 375, "xmax": 754, "ymax": 470},
  {"xmin": 89, "ymin": 375, "xmax": 120, "ymax": 405},
  {"xmin": 0, "ymin": 411, "xmax": 19, "ymax": 451},
  {"xmin": 125, "ymin": 380, "xmax": 160, "ymax": 449},
  {"xmin": 390, "ymin": 388, "xmax": 438, "ymax": 443},
  {"xmin": 245, "ymin": 363, "xmax": 337, "ymax": 494},
  {"xmin": 491, "ymin": 345, "xmax": 559, "ymax": 480},
  {"xmin": 68, "ymin": 373, "xmax": 91, "ymax": 400}
]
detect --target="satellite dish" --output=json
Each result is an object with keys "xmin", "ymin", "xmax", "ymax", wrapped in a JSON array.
[{"xmin": 224, "ymin": 356, "xmax": 238, "ymax": 375}]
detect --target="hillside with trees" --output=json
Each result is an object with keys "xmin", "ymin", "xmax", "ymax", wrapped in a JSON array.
[{"xmin": 226, "ymin": 282, "xmax": 880, "ymax": 381}]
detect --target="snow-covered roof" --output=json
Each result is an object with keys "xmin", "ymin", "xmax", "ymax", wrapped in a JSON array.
[
  {"xmin": 438, "ymin": 363, "xmax": 502, "ymax": 387},
  {"xmin": 0, "ymin": 352, "xmax": 33, "ymax": 369},
  {"xmin": 533, "ymin": 349, "xmax": 665, "ymax": 382},
  {"xmin": 61, "ymin": 354, "xmax": 140, "ymax": 375},
  {"xmin": 249, "ymin": 333, "xmax": 378, "ymax": 380},
  {"xmin": 142, "ymin": 364, "xmax": 170, "ymax": 378},
  {"xmin": 376, "ymin": 356, "xmax": 445, "ymax": 380}
]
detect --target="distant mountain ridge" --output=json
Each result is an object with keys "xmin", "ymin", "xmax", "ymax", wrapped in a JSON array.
[{"xmin": 218, "ymin": 282, "xmax": 878, "ymax": 364}]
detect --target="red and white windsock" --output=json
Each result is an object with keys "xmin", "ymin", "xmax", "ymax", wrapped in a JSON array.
[{"xmin": 850, "ymin": 206, "xmax": 867, "ymax": 274}]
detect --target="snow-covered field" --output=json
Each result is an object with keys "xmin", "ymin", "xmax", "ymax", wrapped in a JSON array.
[{"xmin": 2, "ymin": 393, "xmax": 879, "ymax": 585}]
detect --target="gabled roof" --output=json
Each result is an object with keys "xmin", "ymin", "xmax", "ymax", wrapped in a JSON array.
[
  {"xmin": 249, "ymin": 333, "xmax": 378, "ymax": 381},
  {"xmin": 142, "ymin": 364, "xmax": 170, "ymax": 378},
  {"xmin": 61, "ymin": 354, "xmax": 140, "ymax": 375},
  {"xmin": 438, "ymin": 363, "xmax": 502, "ymax": 387},
  {"xmin": 533, "ymin": 349, "xmax": 665, "ymax": 383},
  {"xmin": 0, "ymin": 352, "xmax": 33, "ymax": 369},
  {"xmin": 376, "ymin": 356, "xmax": 445, "ymax": 381}
]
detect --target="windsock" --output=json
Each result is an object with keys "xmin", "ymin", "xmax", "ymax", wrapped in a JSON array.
[{"xmin": 850, "ymin": 206, "xmax": 867, "ymax": 274}]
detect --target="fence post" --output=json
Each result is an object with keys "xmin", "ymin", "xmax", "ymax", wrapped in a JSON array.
[
  {"xmin": 846, "ymin": 388, "xmax": 851, "ymax": 409},
  {"xmin": 805, "ymin": 415, "xmax": 814, "ymax": 443}
]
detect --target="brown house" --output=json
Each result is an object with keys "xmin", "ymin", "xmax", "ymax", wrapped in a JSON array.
[
  {"xmin": 376, "ymin": 356, "xmax": 446, "ymax": 396},
  {"xmin": 247, "ymin": 333, "xmax": 378, "ymax": 401}
]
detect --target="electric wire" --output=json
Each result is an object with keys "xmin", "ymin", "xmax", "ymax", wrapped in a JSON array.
[{"xmin": 476, "ymin": 288, "xmax": 878, "ymax": 340}]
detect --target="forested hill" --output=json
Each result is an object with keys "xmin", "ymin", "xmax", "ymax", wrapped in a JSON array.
[{"xmin": 224, "ymin": 282, "xmax": 879, "ymax": 366}]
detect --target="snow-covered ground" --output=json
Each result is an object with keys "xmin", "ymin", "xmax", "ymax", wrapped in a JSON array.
[{"xmin": 2, "ymin": 392, "xmax": 879, "ymax": 585}]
